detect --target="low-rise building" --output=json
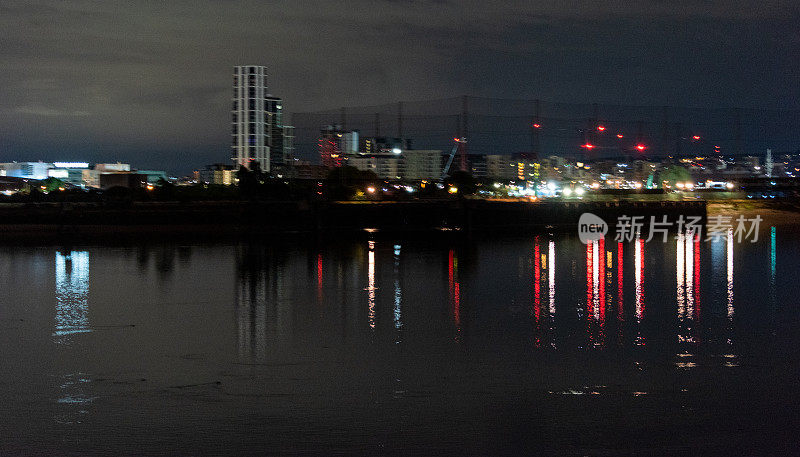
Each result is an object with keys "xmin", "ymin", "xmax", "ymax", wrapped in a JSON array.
[
  {"xmin": 199, "ymin": 164, "xmax": 236, "ymax": 185},
  {"xmin": 0, "ymin": 162, "xmax": 51, "ymax": 180}
]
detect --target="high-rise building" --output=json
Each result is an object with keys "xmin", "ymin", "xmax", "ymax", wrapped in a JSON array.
[
  {"xmin": 231, "ymin": 65, "xmax": 294, "ymax": 173},
  {"xmin": 318, "ymin": 125, "xmax": 358, "ymax": 168}
]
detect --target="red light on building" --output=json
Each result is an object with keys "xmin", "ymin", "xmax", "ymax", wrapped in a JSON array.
[
  {"xmin": 636, "ymin": 144, "xmax": 646, "ymax": 151},
  {"xmin": 616, "ymin": 134, "xmax": 624, "ymax": 138},
  {"xmin": 597, "ymin": 125, "xmax": 606, "ymax": 131},
  {"xmin": 582, "ymin": 143, "xmax": 595, "ymax": 149},
  {"xmin": 692, "ymin": 135, "xmax": 701, "ymax": 140},
  {"xmin": 533, "ymin": 123, "xmax": 541, "ymax": 129}
]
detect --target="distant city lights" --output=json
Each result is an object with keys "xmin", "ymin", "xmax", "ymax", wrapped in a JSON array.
[{"xmin": 53, "ymin": 162, "xmax": 89, "ymax": 168}]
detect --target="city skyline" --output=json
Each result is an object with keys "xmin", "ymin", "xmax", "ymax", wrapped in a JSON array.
[{"xmin": 1, "ymin": 1, "xmax": 798, "ymax": 174}]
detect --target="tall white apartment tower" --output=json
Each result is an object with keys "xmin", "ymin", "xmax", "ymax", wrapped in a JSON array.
[{"xmin": 232, "ymin": 65, "xmax": 271, "ymax": 172}]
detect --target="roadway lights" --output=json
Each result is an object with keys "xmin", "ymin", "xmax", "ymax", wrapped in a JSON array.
[
  {"xmin": 563, "ymin": 188, "xmax": 572, "ymax": 196},
  {"xmin": 366, "ymin": 186, "xmax": 376, "ymax": 194},
  {"xmin": 448, "ymin": 186, "xmax": 458, "ymax": 194},
  {"xmin": 575, "ymin": 187, "xmax": 585, "ymax": 196},
  {"xmin": 392, "ymin": 148, "xmax": 401, "ymax": 154},
  {"xmin": 726, "ymin": 182, "xmax": 735, "ymax": 189}
]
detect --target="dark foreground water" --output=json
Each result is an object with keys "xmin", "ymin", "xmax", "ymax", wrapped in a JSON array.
[{"xmin": 0, "ymin": 227, "xmax": 799, "ymax": 456}]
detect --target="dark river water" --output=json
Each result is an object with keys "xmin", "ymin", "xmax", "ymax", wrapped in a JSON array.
[{"xmin": 1, "ymin": 227, "xmax": 799, "ymax": 456}]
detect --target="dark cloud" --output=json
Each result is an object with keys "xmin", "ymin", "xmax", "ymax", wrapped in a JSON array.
[{"xmin": 0, "ymin": 0, "xmax": 797, "ymax": 173}]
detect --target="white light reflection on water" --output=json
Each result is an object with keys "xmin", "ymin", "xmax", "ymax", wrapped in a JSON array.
[
  {"xmin": 723, "ymin": 228, "xmax": 738, "ymax": 367},
  {"xmin": 634, "ymin": 237, "xmax": 645, "ymax": 346},
  {"xmin": 676, "ymin": 231, "xmax": 698, "ymax": 366},
  {"xmin": 685, "ymin": 231, "xmax": 694, "ymax": 318},
  {"xmin": 393, "ymin": 244, "xmax": 402, "ymax": 332},
  {"xmin": 367, "ymin": 241, "xmax": 376, "ymax": 331},
  {"xmin": 727, "ymin": 228, "xmax": 734, "ymax": 319},
  {"xmin": 54, "ymin": 251, "xmax": 95, "ymax": 423},
  {"xmin": 54, "ymin": 251, "xmax": 91, "ymax": 342},
  {"xmin": 677, "ymin": 232, "xmax": 685, "ymax": 319}
]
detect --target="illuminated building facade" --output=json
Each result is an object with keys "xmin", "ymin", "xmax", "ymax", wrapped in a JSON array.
[
  {"xmin": 231, "ymin": 65, "xmax": 294, "ymax": 173},
  {"xmin": 318, "ymin": 126, "xmax": 357, "ymax": 168}
]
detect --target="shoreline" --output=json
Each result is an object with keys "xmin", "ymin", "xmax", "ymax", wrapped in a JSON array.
[
  {"xmin": 0, "ymin": 199, "xmax": 792, "ymax": 242},
  {"xmin": 0, "ymin": 199, "xmax": 706, "ymax": 238}
]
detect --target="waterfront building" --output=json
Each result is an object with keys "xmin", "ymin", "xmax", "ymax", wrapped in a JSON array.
[
  {"xmin": 404, "ymin": 150, "xmax": 442, "ymax": 181},
  {"xmin": 48, "ymin": 162, "xmax": 89, "ymax": 187},
  {"xmin": 485, "ymin": 155, "xmax": 517, "ymax": 181},
  {"xmin": 137, "ymin": 170, "xmax": 169, "ymax": 184},
  {"xmin": 232, "ymin": 65, "xmax": 294, "ymax": 173},
  {"xmin": 319, "ymin": 126, "xmax": 359, "ymax": 168},
  {"xmin": 199, "ymin": 163, "xmax": 237, "ymax": 185},
  {"xmin": 0, "ymin": 162, "xmax": 52, "ymax": 180},
  {"xmin": 94, "ymin": 163, "xmax": 131, "ymax": 173}
]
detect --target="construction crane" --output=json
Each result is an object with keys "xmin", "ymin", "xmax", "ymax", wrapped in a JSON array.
[{"xmin": 441, "ymin": 137, "xmax": 466, "ymax": 181}]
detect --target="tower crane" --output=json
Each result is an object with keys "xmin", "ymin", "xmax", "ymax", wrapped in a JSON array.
[{"xmin": 441, "ymin": 137, "xmax": 466, "ymax": 181}]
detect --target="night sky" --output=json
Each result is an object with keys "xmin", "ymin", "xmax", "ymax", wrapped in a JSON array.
[{"xmin": 1, "ymin": 1, "xmax": 798, "ymax": 174}]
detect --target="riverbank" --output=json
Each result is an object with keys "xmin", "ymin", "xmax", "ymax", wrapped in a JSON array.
[
  {"xmin": 707, "ymin": 200, "xmax": 800, "ymax": 227},
  {"xmin": 0, "ymin": 199, "xmax": 707, "ymax": 240}
]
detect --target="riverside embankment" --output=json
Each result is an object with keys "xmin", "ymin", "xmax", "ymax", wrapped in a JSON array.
[{"xmin": 0, "ymin": 199, "xmax": 707, "ymax": 240}]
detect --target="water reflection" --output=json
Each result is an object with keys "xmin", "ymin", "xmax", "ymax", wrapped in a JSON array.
[
  {"xmin": 393, "ymin": 244, "xmax": 402, "ymax": 333},
  {"xmin": 676, "ymin": 231, "xmax": 698, "ymax": 367},
  {"xmin": 448, "ymin": 248, "xmax": 461, "ymax": 339},
  {"xmin": 54, "ymin": 250, "xmax": 94, "ymax": 423},
  {"xmin": 634, "ymin": 237, "xmax": 645, "ymax": 346},
  {"xmin": 367, "ymin": 241, "xmax": 376, "ymax": 331},
  {"xmin": 585, "ymin": 239, "xmax": 606, "ymax": 347},
  {"xmin": 235, "ymin": 246, "xmax": 291, "ymax": 359},
  {"xmin": 54, "ymin": 251, "xmax": 91, "ymax": 342},
  {"xmin": 224, "ymin": 227, "xmax": 783, "ymax": 361}
]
